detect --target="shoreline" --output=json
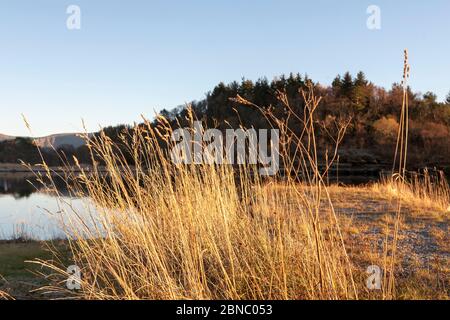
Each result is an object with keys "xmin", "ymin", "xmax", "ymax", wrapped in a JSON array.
[
  {"xmin": 0, "ymin": 163, "xmax": 108, "ymax": 174},
  {"xmin": 0, "ymin": 183, "xmax": 448, "ymax": 299}
]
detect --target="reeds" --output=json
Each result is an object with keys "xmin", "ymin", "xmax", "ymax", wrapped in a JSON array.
[
  {"xmin": 29, "ymin": 84, "xmax": 359, "ymax": 300},
  {"xmin": 0, "ymin": 290, "xmax": 14, "ymax": 300},
  {"xmin": 374, "ymin": 168, "xmax": 450, "ymax": 213},
  {"xmin": 23, "ymin": 51, "xmax": 447, "ymax": 300}
]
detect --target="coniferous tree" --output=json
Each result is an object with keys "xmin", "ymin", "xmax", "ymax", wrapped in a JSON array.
[
  {"xmin": 354, "ymin": 71, "xmax": 368, "ymax": 87},
  {"xmin": 353, "ymin": 71, "xmax": 369, "ymax": 110},
  {"xmin": 332, "ymin": 75, "xmax": 342, "ymax": 96},
  {"xmin": 423, "ymin": 91, "xmax": 438, "ymax": 105},
  {"xmin": 341, "ymin": 72, "xmax": 354, "ymax": 99}
]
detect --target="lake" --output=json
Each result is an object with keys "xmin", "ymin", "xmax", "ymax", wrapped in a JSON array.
[
  {"xmin": 0, "ymin": 173, "xmax": 91, "ymax": 240},
  {"xmin": 0, "ymin": 171, "xmax": 385, "ymax": 240}
]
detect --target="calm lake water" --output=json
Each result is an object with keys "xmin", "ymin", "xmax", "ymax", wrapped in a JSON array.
[
  {"xmin": 0, "ymin": 172, "xmax": 382, "ymax": 240},
  {"xmin": 0, "ymin": 174, "xmax": 90, "ymax": 240},
  {"xmin": 0, "ymin": 167, "xmax": 445, "ymax": 240}
]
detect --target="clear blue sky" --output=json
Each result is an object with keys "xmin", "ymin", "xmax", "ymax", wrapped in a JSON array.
[{"xmin": 1, "ymin": 0, "xmax": 449, "ymax": 137}]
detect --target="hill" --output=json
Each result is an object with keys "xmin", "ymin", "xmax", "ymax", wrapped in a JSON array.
[
  {"xmin": 0, "ymin": 133, "xmax": 86, "ymax": 149},
  {"xmin": 0, "ymin": 134, "xmax": 15, "ymax": 142},
  {"xmin": 33, "ymin": 133, "xmax": 85, "ymax": 149}
]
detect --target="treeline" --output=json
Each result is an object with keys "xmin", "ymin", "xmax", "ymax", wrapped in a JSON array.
[
  {"xmin": 0, "ymin": 137, "xmax": 89, "ymax": 166},
  {"xmin": 2, "ymin": 71, "xmax": 450, "ymax": 168},
  {"xmin": 158, "ymin": 72, "xmax": 450, "ymax": 167}
]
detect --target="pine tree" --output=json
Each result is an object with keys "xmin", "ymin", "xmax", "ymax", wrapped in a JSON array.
[
  {"xmin": 423, "ymin": 91, "xmax": 437, "ymax": 104},
  {"xmin": 354, "ymin": 71, "xmax": 368, "ymax": 87},
  {"xmin": 332, "ymin": 75, "xmax": 342, "ymax": 97},
  {"xmin": 332, "ymin": 75, "xmax": 342, "ymax": 88},
  {"xmin": 341, "ymin": 72, "xmax": 354, "ymax": 98},
  {"xmin": 353, "ymin": 71, "xmax": 369, "ymax": 109}
]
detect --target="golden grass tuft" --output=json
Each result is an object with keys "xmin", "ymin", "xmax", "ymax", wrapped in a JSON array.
[
  {"xmin": 30, "ymin": 84, "xmax": 360, "ymax": 300},
  {"xmin": 22, "ymin": 51, "xmax": 447, "ymax": 300},
  {"xmin": 372, "ymin": 169, "xmax": 450, "ymax": 214}
]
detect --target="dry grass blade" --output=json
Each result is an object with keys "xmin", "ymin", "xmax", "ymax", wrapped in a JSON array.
[{"xmin": 25, "ymin": 83, "xmax": 359, "ymax": 300}]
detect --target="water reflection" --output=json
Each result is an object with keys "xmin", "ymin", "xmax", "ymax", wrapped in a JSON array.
[
  {"xmin": 0, "ymin": 173, "xmax": 87, "ymax": 240},
  {"xmin": 0, "ymin": 171, "xmax": 381, "ymax": 240},
  {"xmin": 2, "ymin": 169, "xmax": 442, "ymax": 240},
  {"xmin": 0, "ymin": 173, "xmax": 71, "ymax": 199}
]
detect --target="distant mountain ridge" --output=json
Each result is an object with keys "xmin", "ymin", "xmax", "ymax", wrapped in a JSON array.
[
  {"xmin": 0, "ymin": 133, "xmax": 86, "ymax": 149},
  {"xmin": 33, "ymin": 133, "xmax": 86, "ymax": 149},
  {"xmin": 0, "ymin": 134, "xmax": 15, "ymax": 142}
]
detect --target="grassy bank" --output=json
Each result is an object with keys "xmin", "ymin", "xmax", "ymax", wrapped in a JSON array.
[
  {"xmin": 0, "ymin": 183, "xmax": 448, "ymax": 300},
  {"xmin": 0, "ymin": 240, "xmax": 72, "ymax": 300}
]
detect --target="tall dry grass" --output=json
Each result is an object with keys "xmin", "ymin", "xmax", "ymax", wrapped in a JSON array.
[
  {"xmin": 0, "ymin": 290, "xmax": 13, "ymax": 300},
  {"xmin": 30, "ymin": 84, "xmax": 360, "ymax": 300},
  {"xmin": 380, "ymin": 50, "xmax": 411, "ymax": 299},
  {"xmin": 377, "ymin": 50, "xmax": 449, "ymax": 299},
  {"xmin": 25, "ymin": 51, "xmax": 447, "ymax": 300},
  {"xmin": 373, "ymin": 169, "xmax": 450, "ymax": 213}
]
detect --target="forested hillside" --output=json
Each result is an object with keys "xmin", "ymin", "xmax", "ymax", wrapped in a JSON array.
[
  {"xmin": 2, "ymin": 71, "xmax": 450, "ymax": 169},
  {"xmin": 158, "ymin": 71, "xmax": 450, "ymax": 168}
]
